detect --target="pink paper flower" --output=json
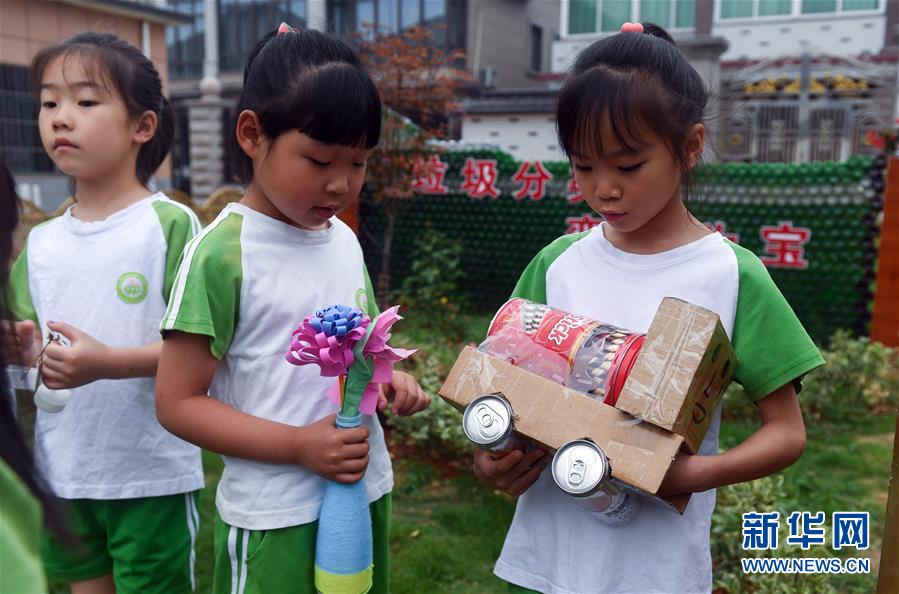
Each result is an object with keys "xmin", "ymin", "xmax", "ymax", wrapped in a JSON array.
[
  {"xmin": 286, "ymin": 304, "xmax": 417, "ymax": 416},
  {"xmin": 353, "ymin": 306, "xmax": 418, "ymax": 414},
  {"xmin": 285, "ymin": 313, "xmax": 369, "ymax": 377}
]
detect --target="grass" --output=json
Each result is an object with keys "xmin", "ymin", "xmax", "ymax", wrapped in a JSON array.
[
  {"xmin": 50, "ymin": 408, "xmax": 895, "ymax": 594},
  {"xmin": 718, "ymin": 413, "xmax": 895, "ymax": 593}
]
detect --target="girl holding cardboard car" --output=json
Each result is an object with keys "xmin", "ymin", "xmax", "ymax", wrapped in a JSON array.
[{"xmin": 473, "ymin": 22, "xmax": 823, "ymax": 594}]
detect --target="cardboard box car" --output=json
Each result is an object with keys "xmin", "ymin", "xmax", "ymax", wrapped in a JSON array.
[
  {"xmin": 439, "ymin": 297, "xmax": 737, "ymax": 512},
  {"xmin": 439, "ymin": 346, "xmax": 692, "ymax": 512}
]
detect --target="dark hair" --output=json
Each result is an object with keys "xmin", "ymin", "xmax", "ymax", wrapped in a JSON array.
[
  {"xmin": 31, "ymin": 32, "xmax": 175, "ymax": 187},
  {"xmin": 0, "ymin": 156, "xmax": 72, "ymax": 543},
  {"xmin": 229, "ymin": 28, "xmax": 382, "ymax": 183},
  {"xmin": 556, "ymin": 23, "xmax": 707, "ymax": 186}
]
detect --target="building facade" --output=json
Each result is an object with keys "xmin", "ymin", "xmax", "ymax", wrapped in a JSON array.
[
  {"xmin": 163, "ymin": 0, "xmax": 565, "ymax": 197},
  {"xmin": 462, "ymin": 0, "xmax": 899, "ymax": 163}
]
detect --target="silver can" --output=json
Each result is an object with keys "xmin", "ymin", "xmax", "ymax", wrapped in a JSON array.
[
  {"xmin": 551, "ymin": 439, "xmax": 639, "ymax": 526},
  {"xmin": 462, "ymin": 393, "xmax": 520, "ymax": 454}
]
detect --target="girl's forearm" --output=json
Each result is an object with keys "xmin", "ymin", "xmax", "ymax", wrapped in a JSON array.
[
  {"xmin": 101, "ymin": 340, "xmax": 162, "ymax": 379},
  {"xmin": 661, "ymin": 384, "xmax": 805, "ymax": 496},
  {"xmin": 698, "ymin": 418, "xmax": 805, "ymax": 492},
  {"xmin": 156, "ymin": 391, "xmax": 303, "ymax": 464}
]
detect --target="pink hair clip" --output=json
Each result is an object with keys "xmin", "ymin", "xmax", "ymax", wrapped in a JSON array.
[
  {"xmin": 278, "ymin": 22, "xmax": 296, "ymax": 35},
  {"xmin": 620, "ymin": 22, "xmax": 644, "ymax": 33}
]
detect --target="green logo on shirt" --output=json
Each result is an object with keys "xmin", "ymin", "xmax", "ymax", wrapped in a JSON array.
[
  {"xmin": 355, "ymin": 288, "xmax": 368, "ymax": 313},
  {"xmin": 116, "ymin": 272, "xmax": 148, "ymax": 304}
]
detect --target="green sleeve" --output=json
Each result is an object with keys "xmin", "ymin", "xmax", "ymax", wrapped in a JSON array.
[
  {"xmin": 153, "ymin": 200, "xmax": 202, "ymax": 304},
  {"xmin": 0, "ymin": 460, "xmax": 47, "ymax": 594},
  {"xmin": 728, "ymin": 241, "xmax": 825, "ymax": 401},
  {"xmin": 160, "ymin": 212, "xmax": 242, "ymax": 360},
  {"xmin": 510, "ymin": 232, "xmax": 589, "ymax": 302},
  {"xmin": 6, "ymin": 244, "xmax": 37, "ymax": 324}
]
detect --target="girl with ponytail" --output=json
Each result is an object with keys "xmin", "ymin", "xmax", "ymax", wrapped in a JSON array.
[{"xmin": 2, "ymin": 32, "xmax": 203, "ymax": 594}]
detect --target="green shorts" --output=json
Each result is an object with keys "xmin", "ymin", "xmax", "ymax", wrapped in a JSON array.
[
  {"xmin": 213, "ymin": 493, "xmax": 391, "ymax": 594},
  {"xmin": 42, "ymin": 492, "xmax": 200, "ymax": 594}
]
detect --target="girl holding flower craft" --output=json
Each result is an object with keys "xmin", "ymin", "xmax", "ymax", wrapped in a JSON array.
[{"xmin": 155, "ymin": 26, "xmax": 429, "ymax": 594}]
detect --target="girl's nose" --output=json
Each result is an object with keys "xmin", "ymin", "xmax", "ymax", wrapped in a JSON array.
[
  {"xmin": 52, "ymin": 104, "xmax": 73, "ymax": 130},
  {"xmin": 594, "ymin": 177, "xmax": 621, "ymax": 201},
  {"xmin": 325, "ymin": 174, "xmax": 349, "ymax": 195}
]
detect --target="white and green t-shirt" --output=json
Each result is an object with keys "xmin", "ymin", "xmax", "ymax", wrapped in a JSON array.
[
  {"xmin": 161, "ymin": 202, "xmax": 393, "ymax": 530},
  {"xmin": 494, "ymin": 224, "xmax": 824, "ymax": 594},
  {"xmin": 7, "ymin": 193, "xmax": 204, "ymax": 500}
]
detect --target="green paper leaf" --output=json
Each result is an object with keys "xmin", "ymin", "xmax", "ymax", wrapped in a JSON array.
[{"xmin": 341, "ymin": 322, "xmax": 376, "ymax": 416}]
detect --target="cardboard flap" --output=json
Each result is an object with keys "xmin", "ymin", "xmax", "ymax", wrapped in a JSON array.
[{"xmin": 616, "ymin": 297, "xmax": 737, "ymax": 453}]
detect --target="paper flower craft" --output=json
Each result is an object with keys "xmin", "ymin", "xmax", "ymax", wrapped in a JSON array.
[
  {"xmin": 285, "ymin": 304, "xmax": 415, "ymax": 594},
  {"xmin": 286, "ymin": 304, "xmax": 416, "ymax": 416}
]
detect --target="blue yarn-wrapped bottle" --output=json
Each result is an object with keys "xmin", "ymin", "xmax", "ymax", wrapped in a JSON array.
[{"xmin": 314, "ymin": 413, "xmax": 373, "ymax": 594}]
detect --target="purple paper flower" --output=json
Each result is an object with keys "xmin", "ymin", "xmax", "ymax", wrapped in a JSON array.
[{"xmin": 285, "ymin": 307, "xmax": 370, "ymax": 377}]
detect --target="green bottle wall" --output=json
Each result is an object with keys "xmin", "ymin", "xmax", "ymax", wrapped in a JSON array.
[{"xmin": 359, "ymin": 151, "xmax": 884, "ymax": 344}]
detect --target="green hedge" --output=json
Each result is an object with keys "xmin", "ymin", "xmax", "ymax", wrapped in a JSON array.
[{"xmin": 360, "ymin": 152, "xmax": 883, "ymax": 344}]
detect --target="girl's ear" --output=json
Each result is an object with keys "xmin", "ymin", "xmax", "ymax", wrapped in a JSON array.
[
  {"xmin": 133, "ymin": 110, "xmax": 158, "ymax": 145},
  {"xmin": 236, "ymin": 110, "xmax": 266, "ymax": 159},
  {"xmin": 684, "ymin": 123, "xmax": 705, "ymax": 170}
]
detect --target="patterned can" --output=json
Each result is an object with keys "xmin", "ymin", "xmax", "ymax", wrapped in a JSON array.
[
  {"xmin": 462, "ymin": 393, "xmax": 521, "ymax": 455},
  {"xmin": 485, "ymin": 298, "xmax": 644, "ymax": 405},
  {"xmin": 551, "ymin": 439, "xmax": 639, "ymax": 526}
]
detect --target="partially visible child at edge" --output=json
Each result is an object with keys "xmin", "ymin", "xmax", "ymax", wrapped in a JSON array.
[
  {"xmin": 3, "ymin": 33, "xmax": 204, "ymax": 594},
  {"xmin": 154, "ymin": 26, "xmax": 429, "ymax": 594},
  {"xmin": 473, "ymin": 22, "xmax": 823, "ymax": 594},
  {"xmin": 0, "ymin": 155, "xmax": 74, "ymax": 594}
]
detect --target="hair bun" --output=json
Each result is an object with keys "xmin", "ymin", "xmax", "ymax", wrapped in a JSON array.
[{"xmin": 641, "ymin": 22, "xmax": 676, "ymax": 45}]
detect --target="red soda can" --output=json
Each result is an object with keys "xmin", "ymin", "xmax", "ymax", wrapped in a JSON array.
[{"xmin": 484, "ymin": 298, "xmax": 644, "ymax": 406}]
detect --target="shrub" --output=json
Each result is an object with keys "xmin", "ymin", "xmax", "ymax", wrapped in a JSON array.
[
  {"xmin": 712, "ymin": 475, "xmax": 839, "ymax": 594},
  {"xmin": 386, "ymin": 353, "xmax": 473, "ymax": 459},
  {"xmin": 392, "ymin": 228, "xmax": 469, "ymax": 341},
  {"xmin": 800, "ymin": 330, "xmax": 899, "ymax": 421},
  {"xmin": 722, "ymin": 330, "xmax": 899, "ymax": 423}
]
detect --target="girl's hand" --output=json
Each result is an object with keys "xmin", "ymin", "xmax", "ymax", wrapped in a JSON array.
[
  {"xmin": 293, "ymin": 413, "xmax": 370, "ymax": 484},
  {"xmin": 378, "ymin": 370, "xmax": 430, "ymax": 416},
  {"xmin": 40, "ymin": 321, "xmax": 110, "ymax": 389},
  {"xmin": 1, "ymin": 320, "xmax": 39, "ymax": 365},
  {"xmin": 473, "ymin": 447, "xmax": 550, "ymax": 496}
]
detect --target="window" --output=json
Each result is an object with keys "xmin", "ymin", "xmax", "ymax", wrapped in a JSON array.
[
  {"xmin": 166, "ymin": 0, "xmax": 204, "ymax": 79},
  {"xmin": 721, "ymin": 0, "xmax": 879, "ymax": 19},
  {"xmin": 641, "ymin": 0, "xmax": 696, "ymax": 28},
  {"xmin": 401, "ymin": 0, "xmax": 420, "ymax": 28},
  {"xmin": 602, "ymin": 0, "xmax": 630, "ymax": 32},
  {"xmin": 801, "ymin": 0, "xmax": 837, "ymax": 13},
  {"xmin": 759, "ymin": 0, "xmax": 791, "ymax": 17},
  {"xmin": 843, "ymin": 0, "xmax": 878, "ymax": 9},
  {"xmin": 720, "ymin": 0, "xmax": 752, "ymax": 18},
  {"xmin": 219, "ymin": 0, "xmax": 306, "ymax": 72},
  {"xmin": 567, "ymin": 0, "xmax": 695, "ymax": 35},
  {"xmin": 530, "ymin": 24, "xmax": 543, "ymax": 72},
  {"xmin": 0, "ymin": 65, "xmax": 53, "ymax": 174},
  {"xmin": 328, "ymin": 0, "xmax": 465, "ymax": 51},
  {"xmin": 569, "ymin": 0, "xmax": 598, "ymax": 34},
  {"xmin": 169, "ymin": 0, "xmax": 308, "ymax": 77}
]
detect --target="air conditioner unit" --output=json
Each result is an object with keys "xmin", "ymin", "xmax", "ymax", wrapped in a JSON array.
[{"xmin": 479, "ymin": 66, "xmax": 497, "ymax": 89}]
